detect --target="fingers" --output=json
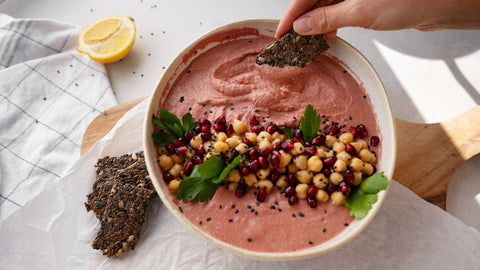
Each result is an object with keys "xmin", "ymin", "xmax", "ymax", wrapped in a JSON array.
[{"xmin": 276, "ymin": 0, "xmax": 319, "ymax": 39}]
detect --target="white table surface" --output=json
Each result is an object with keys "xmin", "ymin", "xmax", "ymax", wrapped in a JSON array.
[{"xmin": 1, "ymin": 0, "xmax": 479, "ymax": 230}]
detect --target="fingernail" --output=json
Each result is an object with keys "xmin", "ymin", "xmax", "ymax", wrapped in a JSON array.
[{"xmin": 293, "ymin": 16, "xmax": 313, "ymax": 33}]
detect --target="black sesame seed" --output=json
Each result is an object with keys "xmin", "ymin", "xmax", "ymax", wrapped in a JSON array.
[
  {"xmin": 274, "ymin": 201, "xmax": 279, "ymax": 205},
  {"xmin": 228, "ymin": 219, "xmax": 233, "ymax": 222},
  {"xmin": 297, "ymin": 211, "xmax": 305, "ymax": 217},
  {"xmin": 231, "ymin": 204, "xmax": 235, "ymax": 208},
  {"xmin": 247, "ymin": 205, "xmax": 252, "ymax": 209},
  {"xmin": 247, "ymin": 238, "xmax": 252, "ymax": 242},
  {"xmin": 292, "ymin": 213, "xmax": 296, "ymax": 218},
  {"xmin": 188, "ymin": 107, "xmax": 192, "ymax": 111},
  {"xmin": 206, "ymin": 217, "xmax": 211, "ymax": 222},
  {"xmin": 178, "ymin": 206, "xmax": 183, "ymax": 213},
  {"xmin": 344, "ymin": 223, "xmax": 349, "ymax": 226},
  {"xmin": 219, "ymin": 205, "xmax": 222, "ymax": 209},
  {"xmin": 187, "ymin": 70, "xmax": 191, "ymax": 73},
  {"xmin": 179, "ymin": 96, "xmax": 185, "ymax": 103},
  {"xmin": 235, "ymin": 209, "xmax": 239, "ymax": 214},
  {"xmin": 323, "ymin": 228, "xmax": 326, "ymax": 233},
  {"xmin": 363, "ymin": 95, "xmax": 367, "ymax": 99},
  {"xmin": 43, "ymin": 97, "xmax": 46, "ymax": 101},
  {"xmin": 254, "ymin": 211, "xmax": 258, "ymax": 215},
  {"xmin": 270, "ymin": 205, "xmax": 276, "ymax": 210},
  {"xmin": 250, "ymin": 209, "xmax": 255, "ymax": 213},
  {"xmin": 278, "ymin": 208, "xmax": 282, "ymax": 212},
  {"xmin": 308, "ymin": 241, "xmax": 313, "ymax": 245},
  {"xmin": 199, "ymin": 221, "xmax": 203, "ymax": 225},
  {"xmin": 343, "ymin": 70, "xmax": 347, "ymax": 73}
]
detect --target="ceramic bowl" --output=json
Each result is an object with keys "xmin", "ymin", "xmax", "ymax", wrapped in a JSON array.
[{"xmin": 143, "ymin": 19, "xmax": 396, "ymax": 260}]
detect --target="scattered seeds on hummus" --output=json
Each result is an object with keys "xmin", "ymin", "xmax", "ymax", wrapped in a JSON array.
[
  {"xmin": 256, "ymin": 29, "xmax": 329, "ymax": 68},
  {"xmin": 85, "ymin": 151, "xmax": 156, "ymax": 257}
]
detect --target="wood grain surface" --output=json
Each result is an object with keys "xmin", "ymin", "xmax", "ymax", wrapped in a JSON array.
[{"xmin": 80, "ymin": 98, "xmax": 480, "ymax": 210}]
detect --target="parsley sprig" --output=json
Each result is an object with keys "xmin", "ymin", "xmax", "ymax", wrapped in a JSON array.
[
  {"xmin": 152, "ymin": 109, "xmax": 197, "ymax": 145},
  {"xmin": 344, "ymin": 172, "xmax": 389, "ymax": 218},
  {"xmin": 284, "ymin": 104, "xmax": 321, "ymax": 142},
  {"xmin": 176, "ymin": 155, "xmax": 241, "ymax": 202}
]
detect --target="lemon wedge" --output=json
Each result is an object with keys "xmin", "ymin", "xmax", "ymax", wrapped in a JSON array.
[{"xmin": 77, "ymin": 16, "xmax": 136, "ymax": 64}]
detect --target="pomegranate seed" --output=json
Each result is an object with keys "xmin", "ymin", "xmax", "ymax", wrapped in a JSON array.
[
  {"xmin": 175, "ymin": 146, "xmax": 188, "ymax": 155},
  {"xmin": 256, "ymin": 188, "xmax": 267, "ymax": 202},
  {"xmin": 213, "ymin": 123, "xmax": 225, "ymax": 132},
  {"xmin": 271, "ymin": 155, "xmax": 280, "ymax": 169},
  {"xmin": 323, "ymin": 156, "xmax": 337, "ymax": 166},
  {"xmin": 251, "ymin": 125, "xmax": 264, "ymax": 134},
  {"xmin": 173, "ymin": 139, "xmax": 184, "ymax": 148},
  {"xmin": 284, "ymin": 186, "xmax": 295, "ymax": 197},
  {"xmin": 307, "ymin": 197, "xmax": 317, "ymax": 208},
  {"xmin": 201, "ymin": 125, "xmax": 210, "ymax": 133},
  {"xmin": 287, "ymin": 173, "xmax": 297, "ymax": 185},
  {"xmin": 282, "ymin": 141, "xmax": 294, "ymax": 151},
  {"xmin": 271, "ymin": 150, "xmax": 281, "ymax": 158},
  {"xmin": 162, "ymin": 171, "xmax": 174, "ymax": 183},
  {"xmin": 345, "ymin": 144, "xmax": 357, "ymax": 156},
  {"xmin": 198, "ymin": 118, "xmax": 211, "ymax": 126},
  {"xmin": 215, "ymin": 115, "xmax": 226, "ymax": 125},
  {"xmin": 225, "ymin": 123, "xmax": 234, "ymax": 137},
  {"xmin": 350, "ymin": 126, "xmax": 359, "ymax": 138},
  {"xmin": 192, "ymin": 155, "xmax": 203, "ymax": 164},
  {"xmin": 259, "ymin": 147, "xmax": 270, "ymax": 157},
  {"xmin": 340, "ymin": 181, "xmax": 349, "ymax": 193},
  {"xmin": 250, "ymin": 115, "xmax": 260, "ymax": 127},
  {"xmin": 179, "ymin": 170, "xmax": 186, "ymax": 177},
  {"xmin": 166, "ymin": 143, "xmax": 176, "ymax": 154},
  {"xmin": 239, "ymin": 166, "xmax": 250, "ymax": 176},
  {"xmin": 249, "ymin": 160, "xmax": 259, "ymax": 172},
  {"xmin": 326, "ymin": 184, "xmax": 338, "ymax": 194},
  {"xmin": 195, "ymin": 145, "xmax": 205, "ymax": 156},
  {"xmin": 356, "ymin": 124, "xmax": 368, "ymax": 138},
  {"xmin": 266, "ymin": 124, "xmax": 277, "ymax": 134},
  {"xmin": 328, "ymin": 124, "xmax": 340, "ymax": 136},
  {"xmin": 235, "ymin": 184, "xmax": 247, "ymax": 197},
  {"xmin": 242, "ymin": 138, "xmax": 252, "ymax": 147},
  {"xmin": 322, "ymin": 167, "xmax": 332, "ymax": 177},
  {"xmin": 268, "ymin": 170, "xmax": 279, "ymax": 182},
  {"xmin": 184, "ymin": 131, "xmax": 194, "ymax": 141},
  {"xmin": 277, "ymin": 126, "xmax": 285, "ymax": 134},
  {"xmin": 344, "ymin": 170, "xmax": 354, "ymax": 184},
  {"xmin": 248, "ymin": 149, "xmax": 258, "ymax": 161},
  {"xmin": 273, "ymin": 142, "xmax": 282, "ymax": 151},
  {"xmin": 305, "ymin": 146, "xmax": 317, "ymax": 156},
  {"xmin": 258, "ymin": 156, "xmax": 269, "ymax": 169},
  {"xmin": 194, "ymin": 125, "xmax": 202, "ymax": 134},
  {"xmin": 312, "ymin": 135, "xmax": 326, "ymax": 146},
  {"xmin": 370, "ymin": 135, "xmax": 380, "ymax": 147},
  {"xmin": 293, "ymin": 137, "xmax": 304, "ymax": 144},
  {"xmin": 294, "ymin": 129, "xmax": 303, "ymax": 139},
  {"xmin": 307, "ymin": 185, "xmax": 318, "ymax": 199},
  {"xmin": 184, "ymin": 162, "xmax": 194, "ymax": 175},
  {"xmin": 201, "ymin": 132, "xmax": 211, "ymax": 141},
  {"xmin": 304, "ymin": 142, "xmax": 311, "ymax": 147},
  {"xmin": 288, "ymin": 195, "xmax": 299, "ymax": 205}
]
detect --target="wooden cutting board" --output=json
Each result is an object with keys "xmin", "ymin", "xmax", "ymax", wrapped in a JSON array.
[{"xmin": 81, "ymin": 98, "xmax": 480, "ymax": 210}]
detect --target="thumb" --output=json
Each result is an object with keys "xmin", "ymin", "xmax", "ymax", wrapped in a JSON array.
[{"xmin": 293, "ymin": 2, "xmax": 358, "ymax": 35}]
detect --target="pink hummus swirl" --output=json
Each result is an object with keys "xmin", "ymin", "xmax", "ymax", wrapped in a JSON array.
[{"xmin": 161, "ymin": 29, "xmax": 380, "ymax": 253}]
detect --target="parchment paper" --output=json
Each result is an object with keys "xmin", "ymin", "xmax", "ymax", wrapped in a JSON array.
[{"xmin": 1, "ymin": 99, "xmax": 478, "ymax": 270}]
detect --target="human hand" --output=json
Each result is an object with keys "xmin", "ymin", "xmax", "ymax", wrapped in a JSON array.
[{"xmin": 276, "ymin": 0, "xmax": 480, "ymax": 39}]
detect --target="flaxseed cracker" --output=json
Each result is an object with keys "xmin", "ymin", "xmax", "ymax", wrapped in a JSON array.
[{"xmin": 256, "ymin": 29, "xmax": 329, "ymax": 68}]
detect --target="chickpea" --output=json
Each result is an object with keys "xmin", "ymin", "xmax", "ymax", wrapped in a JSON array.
[
  {"xmin": 272, "ymin": 138, "xmax": 282, "ymax": 145},
  {"xmin": 296, "ymin": 170, "xmax": 313, "ymax": 184},
  {"xmin": 276, "ymin": 175, "xmax": 289, "ymax": 190},
  {"xmin": 325, "ymin": 149, "xmax": 335, "ymax": 158},
  {"xmin": 359, "ymin": 149, "xmax": 374, "ymax": 163},
  {"xmin": 316, "ymin": 147, "xmax": 326, "ymax": 158},
  {"xmin": 157, "ymin": 145, "xmax": 167, "ymax": 155},
  {"xmin": 333, "ymin": 159, "xmax": 347, "ymax": 172},
  {"xmin": 369, "ymin": 154, "xmax": 377, "ymax": 164},
  {"xmin": 244, "ymin": 132, "xmax": 257, "ymax": 144},
  {"xmin": 169, "ymin": 164, "xmax": 183, "ymax": 178},
  {"xmin": 295, "ymin": 183, "xmax": 309, "ymax": 199},
  {"xmin": 225, "ymin": 169, "xmax": 241, "ymax": 183},
  {"xmin": 336, "ymin": 151, "xmax": 352, "ymax": 164},
  {"xmin": 158, "ymin": 154, "xmax": 174, "ymax": 171},
  {"xmin": 332, "ymin": 141, "xmax": 345, "ymax": 154},
  {"xmin": 277, "ymin": 166, "xmax": 287, "ymax": 174},
  {"xmin": 243, "ymin": 173, "xmax": 258, "ymax": 187},
  {"xmin": 185, "ymin": 147, "xmax": 196, "ymax": 159},
  {"xmin": 350, "ymin": 142, "xmax": 363, "ymax": 153},
  {"xmin": 313, "ymin": 173, "xmax": 329, "ymax": 189},
  {"xmin": 325, "ymin": 135, "xmax": 337, "ymax": 148},
  {"xmin": 258, "ymin": 140, "xmax": 272, "ymax": 150},
  {"xmin": 272, "ymin": 131, "xmax": 285, "ymax": 142},
  {"xmin": 339, "ymin": 132, "xmax": 354, "ymax": 145},
  {"xmin": 350, "ymin": 157, "xmax": 364, "ymax": 171},
  {"xmin": 168, "ymin": 179, "xmax": 181, "ymax": 194},
  {"xmin": 357, "ymin": 139, "xmax": 368, "ymax": 150},
  {"xmin": 203, "ymin": 141, "xmax": 214, "ymax": 153},
  {"xmin": 353, "ymin": 171, "xmax": 363, "ymax": 185},
  {"xmin": 213, "ymin": 141, "xmax": 229, "ymax": 154},
  {"xmin": 235, "ymin": 143, "xmax": 249, "ymax": 154},
  {"xmin": 215, "ymin": 132, "xmax": 227, "ymax": 142},
  {"xmin": 232, "ymin": 119, "xmax": 247, "ymax": 135},
  {"xmin": 279, "ymin": 150, "xmax": 292, "ymax": 167},
  {"xmin": 171, "ymin": 154, "xmax": 185, "ymax": 164},
  {"xmin": 257, "ymin": 180, "xmax": 274, "ymax": 193},
  {"xmin": 204, "ymin": 152, "xmax": 213, "ymax": 161},
  {"xmin": 287, "ymin": 164, "xmax": 298, "ymax": 173},
  {"xmin": 330, "ymin": 191, "xmax": 346, "ymax": 205},
  {"xmin": 330, "ymin": 172, "xmax": 344, "ymax": 185},
  {"xmin": 291, "ymin": 142, "xmax": 305, "ymax": 155},
  {"xmin": 307, "ymin": 156, "xmax": 323, "ymax": 172},
  {"xmin": 315, "ymin": 189, "xmax": 329, "ymax": 202},
  {"xmin": 190, "ymin": 135, "xmax": 203, "ymax": 148},
  {"xmin": 256, "ymin": 168, "xmax": 271, "ymax": 180},
  {"xmin": 362, "ymin": 163, "xmax": 374, "ymax": 176},
  {"xmin": 228, "ymin": 182, "xmax": 239, "ymax": 192},
  {"xmin": 294, "ymin": 155, "xmax": 308, "ymax": 170},
  {"xmin": 257, "ymin": 131, "xmax": 272, "ymax": 142},
  {"xmin": 225, "ymin": 137, "xmax": 242, "ymax": 148}
]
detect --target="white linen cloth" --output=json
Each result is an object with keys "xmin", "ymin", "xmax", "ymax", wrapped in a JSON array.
[
  {"xmin": 0, "ymin": 99, "xmax": 478, "ymax": 270},
  {"xmin": 0, "ymin": 14, "xmax": 117, "ymax": 220}
]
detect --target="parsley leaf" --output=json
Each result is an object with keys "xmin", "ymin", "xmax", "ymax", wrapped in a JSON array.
[
  {"xmin": 212, "ymin": 155, "xmax": 241, "ymax": 183},
  {"xmin": 344, "ymin": 172, "xmax": 389, "ymax": 219},
  {"xmin": 152, "ymin": 109, "xmax": 197, "ymax": 145},
  {"xmin": 299, "ymin": 104, "xmax": 321, "ymax": 143},
  {"xmin": 151, "ymin": 131, "xmax": 177, "ymax": 145},
  {"xmin": 283, "ymin": 127, "xmax": 293, "ymax": 141},
  {"xmin": 181, "ymin": 112, "xmax": 197, "ymax": 134}
]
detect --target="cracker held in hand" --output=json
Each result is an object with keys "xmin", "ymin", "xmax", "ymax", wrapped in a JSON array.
[{"xmin": 256, "ymin": 29, "xmax": 329, "ymax": 68}]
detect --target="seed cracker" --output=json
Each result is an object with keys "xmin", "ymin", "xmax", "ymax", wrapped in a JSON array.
[{"xmin": 256, "ymin": 29, "xmax": 329, "ymax": 68}]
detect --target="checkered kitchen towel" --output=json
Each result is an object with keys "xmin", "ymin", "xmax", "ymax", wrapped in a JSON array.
[{"xmin": 0, "ymin": 14, "xmax": 117, "ymax": 220}]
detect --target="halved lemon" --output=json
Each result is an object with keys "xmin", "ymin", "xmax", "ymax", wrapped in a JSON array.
[{"xmin": 77, "ymin": 16, "xmax": 136, "ymax": 64}]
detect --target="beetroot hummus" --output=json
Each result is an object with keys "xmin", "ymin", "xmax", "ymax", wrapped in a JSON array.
[{"xmin": 161, "ymin": 29, "xmax": 380, "ymax": 253}]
